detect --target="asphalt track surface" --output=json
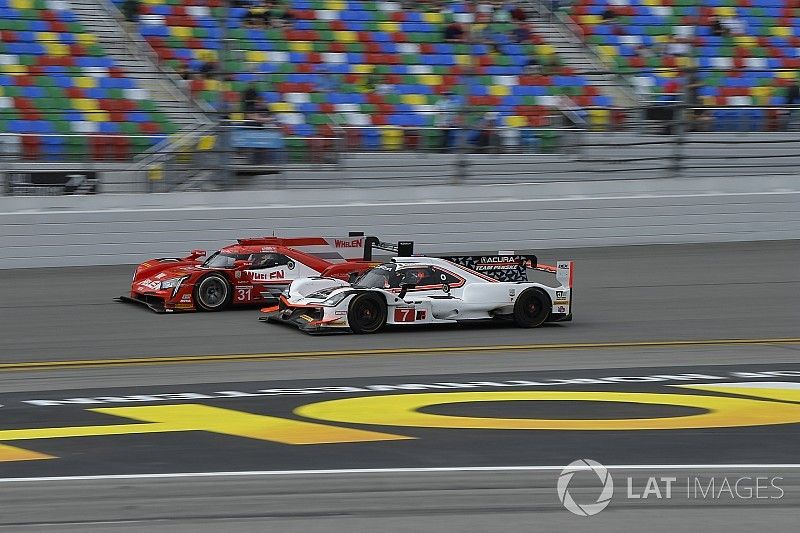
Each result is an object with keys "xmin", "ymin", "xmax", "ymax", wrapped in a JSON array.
[
  {"xmin": 2, "ymin": 241, "xmax": 800, "ymax": 532},
  {"xmin": 2, "ymin": 240, "xmax": 800, "ymax": 364}
]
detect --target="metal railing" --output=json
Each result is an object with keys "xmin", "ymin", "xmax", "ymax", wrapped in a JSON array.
[{"xmin": 3, "ymin": 105, "xmax": 800, "ymax": 193}]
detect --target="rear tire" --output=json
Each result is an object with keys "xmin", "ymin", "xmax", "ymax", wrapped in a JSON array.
[
  {"xmin": 513, "ymin": 288, "xmax": 551, "ymax": 328},
  {"xmin": 348, "ymin": 293, "xmax": 387, "ymax": 334},
  {"xmin": 194, "ymin": 274, "xmax": 232, "ymax": 311}
]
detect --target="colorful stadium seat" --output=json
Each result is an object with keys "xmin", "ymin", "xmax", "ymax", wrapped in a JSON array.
[
  {"xmin": 571, "ymin": 0, "xmax": 798, "ymax": 111},
  {"xmin": 0, "ymin": 0, "xmax": 178, "ymax": 160},
  {"xmin": 116, "ymin": 0, "xmax": 600, "ymax": 147}
]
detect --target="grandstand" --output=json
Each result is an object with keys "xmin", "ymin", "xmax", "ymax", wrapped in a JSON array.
[
  {"xmin": 0, "ymin": 0, "xmax": 195, "ymax": 160},
  {"xmin": 569, "ymin": 0, "xmax": 798, "ymax": 128},
  {"xmin": 1, "ymin": 0, "xmax": 799, "ymax": 175},
  {"xmin": 119, "ymin": 0, "xmax": 626, "ymax": 151}
]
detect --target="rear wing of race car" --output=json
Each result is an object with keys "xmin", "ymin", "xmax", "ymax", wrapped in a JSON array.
[
  {"xmin": 236, "ymin": 232, "xmax": 375, "ymax": 261},
  {"xmin": 441, "ymin": 253, "xmax": 574, "ymax": 286},
  {"xmin": 363, "ymin": 237, "xmax": 414, "ymax": 261},
  {"xmin": 440, "ymin": 254, "xmax": 537, "ymax": 282}
]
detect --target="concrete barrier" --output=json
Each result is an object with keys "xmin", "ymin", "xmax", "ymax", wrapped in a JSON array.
[{"xmin": 2, "ymin": 175, "xmax": 799, "ymax": 268}]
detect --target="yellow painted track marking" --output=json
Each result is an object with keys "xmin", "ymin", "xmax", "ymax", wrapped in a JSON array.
[{"xmin": 2, "ymin": 337, "xmax": 800, "ymax": 372}]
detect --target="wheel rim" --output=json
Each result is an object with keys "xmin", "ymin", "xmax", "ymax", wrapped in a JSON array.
[
  {"xmin": 356, "ymin": 300, "xmax": 381, "ymax": 330},
  {"xmin": 524, "ymin": 297, "xmax": 539, "ymax": 319},
  {"xmin": 199, "ymin": 278, "xmax": 226, "ymax": 308}
]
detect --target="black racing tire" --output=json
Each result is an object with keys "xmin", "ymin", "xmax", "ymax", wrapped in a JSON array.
[
  {"xmin": 193, "ymin": 274, "xmax": 232, "ymax": 311},
  {"xmin": 513, "ymin": 288, "xmax": 551, "ymax": 328},
  {"xmin": 348, "ymin": 292, "xmax": 387, "ymax": 334}
]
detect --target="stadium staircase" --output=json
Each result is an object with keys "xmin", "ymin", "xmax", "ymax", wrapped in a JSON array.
[
  {"xmin": 65, "ymin": 0, "xmax": 213, "ymax": 129},
  {"xmin": 526, "ymin": 1, "xmax": 639, "ymax": 109}
]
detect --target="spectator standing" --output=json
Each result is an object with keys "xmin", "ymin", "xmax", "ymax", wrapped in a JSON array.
[
  {"xmin": 434, "ymin": 91, "xmax": 460, "ymax": 152},
  {"xmin": 511, "ymin": 22, "xmax": 531, "ymax": 44},
  {"xmin": 242, "ymin": 82, "xmax": 259, "ymax": 114},
  {"xmin": 473, "ymin": 111, "xmax": 499, "ymax": 152},
  {"xmin": 444, "ymin": 22, "xmax": 465, "ymax": 42},
  {"xmin": 121, "ymin": 0, "xmax": 139, "ymax": 32},
  {"xmin": 785, "ymin": 78, "xmax": 800, "ymax": 130}
]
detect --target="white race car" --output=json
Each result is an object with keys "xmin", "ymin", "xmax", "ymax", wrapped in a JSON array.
[{"xmin": 260, "ymin": 252, "xmax": 573, "ymax": 334}]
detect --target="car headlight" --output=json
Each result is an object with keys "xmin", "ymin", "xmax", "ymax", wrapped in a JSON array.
[
  {"xmin": 321, "ymin": 291, "xmax": 351, "ymax": 307},
  {"xmin": 160, "ymin": 276, "xmax": 188, "ymax": 297}
]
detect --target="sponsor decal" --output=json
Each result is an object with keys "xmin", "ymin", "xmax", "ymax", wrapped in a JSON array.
[
  {"xmin": 252, "ymin": 271, "xmax": 286, "ymax": 281},
  {"xmin": 175, "ymin": 303, "xmax": 194, "ymax": 309},
  {"xmin": 180, "ymin": 295, "xmax": 192, "ymax": 302},
  {"xmin": 140, "ymin": 280, "xmax": 160, "ymax": 291},
  {"xmin": 557, "ymin": 305, "xmax": 567, "ymax": 313},
  {"xmin": 335, "ymin": 310, "xmax": 348, "ymax": 316},
  {"xmin": 556, "ymin": 290, "xmax": 566, "ymax": 299},
  {"xmin": 416, "ymin": 310, "xmax": 427, "ymax": 320},
  {"xmin": 334, "ymin": 238, "xmax": 364, "ymax": 248},
  {"xmin": 287, "ymin": 260, "xmax": 295, "ymax": 270}
]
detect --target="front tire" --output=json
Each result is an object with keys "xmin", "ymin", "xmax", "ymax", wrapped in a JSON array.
[
  {"xmin": 194, "ymin": 274, "xmax": 232, "ymax": 311},
  {"xmin": 513, "ymin": 288, "xmax": 551, "ymax": 328},
  {"xmin": 348, "ymin": 293, "xmax": 387, "ymax": 334}
]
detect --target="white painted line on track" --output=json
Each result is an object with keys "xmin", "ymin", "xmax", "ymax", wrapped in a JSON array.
[{"xmin": 3, "ymin": 465, "xmax": 800, "ymax": 483}]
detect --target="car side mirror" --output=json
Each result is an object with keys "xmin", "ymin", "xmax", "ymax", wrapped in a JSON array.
[
  {"xmin": 348, "ymin": 271, "xmax": 360, "ymax": 284},
  {"xmin": 187, "ymin": 249, "xmax": 206, "ymax": 260},
  {"xmin": 399, "ymin": 282, "xmax": 416, "ymax": 299}
]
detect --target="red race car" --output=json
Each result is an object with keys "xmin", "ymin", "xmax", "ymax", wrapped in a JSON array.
[{"xmin": 116, "ymin": 234, "xmax": 381, "ymax": 313}]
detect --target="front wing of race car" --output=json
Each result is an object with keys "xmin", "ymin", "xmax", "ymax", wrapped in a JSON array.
[{"xmin": 259, "ymin": 295, "xmax": 352, "ymax": 334}]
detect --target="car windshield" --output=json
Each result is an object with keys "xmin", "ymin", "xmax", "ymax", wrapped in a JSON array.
[
  {"xmin": 202, "ymin": 252, "xmax": 248, "ymax": 268},
  {"xmin": 354, "ymin": 263, "xmax": 399, "ymax": 288}
]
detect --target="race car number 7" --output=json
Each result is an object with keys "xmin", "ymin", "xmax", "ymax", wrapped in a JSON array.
[{"xmin": 394, "ymin": 308, "xmax": 415, "ymax": 322}]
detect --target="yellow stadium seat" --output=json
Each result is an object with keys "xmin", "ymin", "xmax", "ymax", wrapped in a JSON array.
[
  {"xmin": 401, "ymin": 94, "xmax": 426, "ymax": 106},
  {"xmin": 269, "ymin": 102, "xmax": 294, "ymax": 113},
  {"xmin": 455, "ymin": 54, "xmax": 472, "ymax": 66},
  {"xmin": 418, "ymin": 74, "xmax": 442, "ymax": 86},
  {"xmin": 423, "ymin": 12, "xmax": 444, "ymax": 24},
  {"xmin": 352, "ymin": 64, "xmax": 374, "ymax": 74},
  {"xmin": 714, "ymin": 6, "xmax": 736, "ymax": 17},
  {"xmin": 538, "ymin": 44, "xmax": 555, "ymax": 56},
  {"xmin": 197, "ymin": 135, "xmax": 216, "ymax": 151},
  {"xmin": 74, "ymin": 77, "xmax": 97, "ymax": 89},
  {"xmin": 88, "ymin": 111, "xmax": 110, "ymax": 122},
  {"xmin": 325, "ymin": 0, "xmax": 345, "ymax": 10},
  {"xmin": 36, "ymin": 31, "xmax": 58, "ymax": 43},
  {"xmin": 71, "ymin": 98, "xmax": 99, "ymax": 111},
  {"xmin": 1, "ymin": 65, "xmax": 27, "ymax": 75},
  {"xmin": 290, "ymin": 41, "xmax": 313, "ymax": 53},
  {"xmin": 505, "ymin": 115, "xmax": 527, "ymax": 128},
  {"xmin": 377, "ymin": 22, "xmax": 399, "ymax": 33},
  {"xmin": 244, "ymin": 51, "xmax": 267, "ymax": 62},
  {"xmin": 580, "ymin": 15, "xmax": 602, "ymax": 25},
  {"xmin": 77, "ymin": 33, "xmax": 97, "ymax": 45},
  {"xmin": 171, "ymin": 26, "xmax": 192, "ymax": 39},
  {"xmin": 589, "ymin": 109, "xmax": 610, "ymax": 131},
  {"xmin": 734, "ymin": 36, "xmax": 756, "ymax": 47},
  {"xmin": 598, "ymin": 45, "xmax": 617, "ymax": 58},
  {"xmin": 489, "ymin": 85, "xmax": 510, "ymax": 97},
  {"xmin": 229, "ymin": 112, "xmax": 245, "ymax": 121},
  {"xmin": 777, "ymin": 70, "xmax": 796, "ymax": 79},
  {"xmin": 10, "ymin": 0, "xmax": 32, "ymax": 9},
  {"xmin": 382, "ymin": 127, "xmax": 404, "ymax": 150},
  {"xmin": 333, "ymin": 30, "xmax": 357, "ymax": 42},
  {"xmin": 45, "ymin": 43, "xmax": 69, "ymax": 56},
  {"xmin": 771, "ymin": 26, "xmax": 792, "ymax": 37}
]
